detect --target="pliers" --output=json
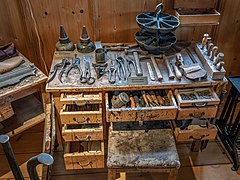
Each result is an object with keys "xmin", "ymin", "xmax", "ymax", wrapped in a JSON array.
[
  {"xmin": 126, "ymin": 56, "xmax": 136, "ymax": 77},
  {"xmin": 116, "ymin": 56, "xmax": 126, "ymax": 81},
  {"xmin": 80, "ymin": 61, "xmax": 95, "ymax": 85},
  {"xmin": 65, "ymin": 54, "xmax": 83, "ymax": 78},
  {"xmin": 47, "ymin": 58, "xmax": 70, "ymax": 83},
  {"xmin": 108, "ymin": 57, "xmax": 117, "ymax": 84}
]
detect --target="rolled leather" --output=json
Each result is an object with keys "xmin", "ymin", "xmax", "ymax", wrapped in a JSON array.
[
  {"xmin": 0, "ymin": 43, "xmax": 18, "ymax": 61},
  {"xmin": 0, "ymin": 56, "xmax": 23, "ymax": 74}
]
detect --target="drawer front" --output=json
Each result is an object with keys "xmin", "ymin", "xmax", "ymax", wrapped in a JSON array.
[
  {"xmin": 60, "ymin": 112, "xmax": 102, "ymax": 124},
  {"xmin": 64, "ymin": 153, "xmax": 104, "ymax": 170},
  {"xmin": 62, "ymin": 125, "xmax": 103, "ymax": 141},
  {"xmin": 60, "ymin": 92, "xmax": 102, "ymax": 105},
  {"xmin": 174, "ymin": 125, "xmax": 218, "ymax": 142},
  {"xmin": 177, "ymin": 106, "xmax": 217, "ymax": 120},
  {"xmin": 106, "ymin": 90, "xmax": 178, "ymax": 122}
]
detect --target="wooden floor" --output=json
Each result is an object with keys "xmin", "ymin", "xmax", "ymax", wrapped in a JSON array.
[{"xmin": 1, "ymin": 123, "xmax": 240, "ymax": 180}]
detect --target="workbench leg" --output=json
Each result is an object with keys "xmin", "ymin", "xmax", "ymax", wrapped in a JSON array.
[
  {"xmin": 168, "ymin": 169, "xmax": 178, "ymax": 180},
  {"xmin": 191, "ymin": 140, "xmax": 201, "ymax": 152},
  {"xmin": 108, "ymin": 169, "xmax": 117, "ymax": 180}
]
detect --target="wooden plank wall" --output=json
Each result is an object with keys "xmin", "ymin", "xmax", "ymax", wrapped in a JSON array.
[{"xmin": 0, "ymin": 0, "xmax": 239, "ymax": 76}]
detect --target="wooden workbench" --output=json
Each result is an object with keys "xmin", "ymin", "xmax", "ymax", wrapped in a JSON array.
[{"xmin": 46, "ymin": 44, "xmax": 227, "ymax": 172}]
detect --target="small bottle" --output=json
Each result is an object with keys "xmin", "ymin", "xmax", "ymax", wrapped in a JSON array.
[
  {"xmin": 77, "ymin": 25, "xmax": 95, "ymax": 53},
  {"xmin": 56, "ymin": 25, "xmax": 75, "ymax": 51}
]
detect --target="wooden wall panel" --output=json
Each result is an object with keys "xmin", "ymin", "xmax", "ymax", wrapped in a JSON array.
[{"xmin": 0, "ymin": 0, "xmax": 239, "ymax": 76}]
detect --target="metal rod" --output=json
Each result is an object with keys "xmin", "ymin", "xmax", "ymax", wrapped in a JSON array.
[{"xmin": 0, "ymin": 134, "xmax": 24, "ymax": 180}]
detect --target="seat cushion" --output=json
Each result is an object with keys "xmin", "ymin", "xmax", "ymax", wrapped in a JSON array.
[{"xmin": 107, "ymin": 129, "xmax": 180, "ymax": 169}]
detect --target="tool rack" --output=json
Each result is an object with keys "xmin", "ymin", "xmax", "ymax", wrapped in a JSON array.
[{"xmin": 46, "ymin": 43, "xmax": 227, "ymax": 170}]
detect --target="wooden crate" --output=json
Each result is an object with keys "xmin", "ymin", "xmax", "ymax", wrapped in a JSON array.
[{"xmin": 106, "ymin": 90, "xmax": 177, "ymax": 122}]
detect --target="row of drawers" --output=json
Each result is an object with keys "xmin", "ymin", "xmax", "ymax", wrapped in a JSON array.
[{"xmin": 57, "ymin": 88, "xmax": 219, "ymax": 170}]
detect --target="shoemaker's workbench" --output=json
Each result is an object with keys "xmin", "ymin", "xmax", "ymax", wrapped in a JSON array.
[{"xmin": 46, "ymin": 44, "xmax": 227, "ymax": 174}]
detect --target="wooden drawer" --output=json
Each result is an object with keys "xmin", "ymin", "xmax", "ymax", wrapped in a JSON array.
[
  {"xmin": 174, "ymin": 124, "xmax": 218, "ymax": 142},
  {"xmin": 60, "ymin": 92, "xmax": 102, "ymax": 106},
  {"xmin": 174, "ymin": 0, "xmax": 216, "ymax": 9},
  {"xmin": 62, "ymin": 124, "xmax": 103, "ymax": 142},
  {"xmin": 64, "ymin": 141, "xmax": 104, "ymax": 169},
  {"xmin": 175, "ymin": 9, "xmax": 220, "ymax": 26},
  {"xmin": 175, "ymin": 88, "xmax": 220, "ymax": 107},
  {"xmin": 177, "ymin": 106, "xmax": 217, "ymax": 120},
  {"xmin": 106, "ymin": 90, "xmax": 177, "ymax": 122},
  {"xmin": 60, "ymin": 104, "xmax": 102, "ymax": 124}
]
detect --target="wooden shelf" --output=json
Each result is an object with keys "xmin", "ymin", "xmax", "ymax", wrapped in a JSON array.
[{"xmin": 0, "ymin": 94, "xmax": 44, "ymax": 136}]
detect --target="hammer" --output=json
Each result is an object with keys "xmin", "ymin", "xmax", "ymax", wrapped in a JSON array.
[{"xmin": 125, "ymin": 49, "xmax": 148, "ymax": 76}]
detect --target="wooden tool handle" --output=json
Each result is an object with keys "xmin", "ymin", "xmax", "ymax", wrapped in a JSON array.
[
  {"xmin": 207, "ymin": 43, "xmax": 214, "ymax": 56},
  {"xmin": 155, "ymin": 91, "xmax": 164, "ymax": 106},
  {"xmin": 129, "ymin": 95, "xmax": 136, "ymax": 108},
  {"xmin": 133, "ymin": 51, "xmax": 143, "ymax": 76},
  {"xmin": 147, "ymin": 62, "xmax": 156, "ymax": 81},
  {"xmin": 151, "ymin": 56, "xmax": 163, "ymax": 81},
  {"xmin": 146, "ymin": 93, "xmax": 154, "ymax": 107},
  {"xmin": 163, "ymin": 55, "xmax": 175, "ymax": 80},
  {"xmin": 133, "ymin": 96, "xmax": 140, "ymax": 107},
  {"xmin": 141, "ymin": 91, "xmax": 149, "ymax": 107},
  {"xmin": 210, "ymin": 46, "xmax": 218, "ymax": 61},
  {"xmin": 172, "ymin": 63, "xmax": 182, "ymax": 80},
  {"xmin": 149, "ymin": 91, "xmax": 159, "ymax": 106},
  {"xmin": 213, "ymin": 52, "xmax": 224, "ymax": 66}
]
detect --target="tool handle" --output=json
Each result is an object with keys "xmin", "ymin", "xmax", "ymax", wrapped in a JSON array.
[
  {"xmin": 151, "ymin": 56, "xmax": 163, "ymax": 80},
  {"xmin": 141, "ymin": 91, "xmax": 149, "ymax": 107},
  {"xmin": 133, "ymin": 51, "xmax": 143, "ymax": 76},
  {"xmin": 147, "ymin": 62, "xmax": 156, "ymax": 81},
  {"xmin": 0, "ymin": 135, "xmax": 24, "ymax": 180},
  {"xmin": 164, "ymin": 56, "xmax": 175, "ymax": 80},
  {"xmin": 129, "ymin": 95, "xmax": 136, "ymax": 108},
  {"xmin": 172, "ymin": 63, "xmax": 182, "ymax": 80},
  {"xmin": 149, "ymin": 91, "xmax": 159, "ymax": 106},
  {"xmin": 145, "ymin": 93, "xmax": 154, "ymax": 106},
  {"xmin": 210, "ymin": 46, "xmax": 218, "ymax": 61},
  {"xmin": 133, "ymin": 96, "xmax": 140, "ymax": 107}
]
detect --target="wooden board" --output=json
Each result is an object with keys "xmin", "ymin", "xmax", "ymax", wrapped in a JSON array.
[{"xmin": 173, "ymin": 0, "xmax": 216, "ymax": 9}]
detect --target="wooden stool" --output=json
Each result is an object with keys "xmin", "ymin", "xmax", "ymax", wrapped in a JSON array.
[{"xmin": 107, "ymin": 129, "xmax": 180, "ymax": 180}]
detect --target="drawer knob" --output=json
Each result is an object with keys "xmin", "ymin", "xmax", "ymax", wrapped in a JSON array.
[
  {"xmin": 75, "ymin": 135, "xmax": 91, "ymax": 141},
  {"xmin": 189, "ymin": 134, "xmax": 209, "ymax": 140},
  {"xmin": 74, "ymin": 100, "xmax": 90, "ymax": 106},
  {"xmin": 76, "ymin": 161, "xmax": 93, "ymax": 167},
  {"xmin": 73, "ymin": 117, "xmax": 90, "ymax": 123},
  {"xmin": 189, "ymin": 112, "xmax": 205, "ymax": 118}
]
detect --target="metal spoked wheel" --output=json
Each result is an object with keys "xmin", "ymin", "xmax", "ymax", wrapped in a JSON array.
[{"xmin": 136, "ymin": 3, "xmax": 180, "ymax": 34}]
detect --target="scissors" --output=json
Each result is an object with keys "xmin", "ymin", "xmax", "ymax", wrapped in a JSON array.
[
  {"xmin": 108, "ymin": 54, "xmax": 117, "ymax": 84},
  {"xmin": 80, "ymin": 56, "xmax": 95, "ymax": 85}
]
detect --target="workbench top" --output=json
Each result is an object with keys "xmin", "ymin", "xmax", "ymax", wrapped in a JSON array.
[{"xmin": 46, "ymin": 45, "xmax": 224, "ymax": 93}]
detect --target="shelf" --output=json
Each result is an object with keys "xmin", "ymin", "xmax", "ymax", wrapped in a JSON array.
[{"xmin": 0, "ymin": 94, "xmax": 44, "ymax": 136}]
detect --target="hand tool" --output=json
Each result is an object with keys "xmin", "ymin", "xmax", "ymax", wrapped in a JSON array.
[
  {"xmin": 210, "ymin": 46, "xmax": 218, "ymax": 61},
  {"xmin": 0, "ymin": 56, "xmax": 24, "ymax": 74},
  {"xmin": 129, "ymin": 94, "xmax": 136, "ymax": 108},
  {"xmin": 133, "ymin": 95, "xmax": 140, "ymax": 107},
  {"xmin": 116, "ymin": 56, "xmax": 126, "ymax": 81},
  {"xmin": 176, "ymin": 53, "xmax": 201, "ymax": 74},
  {"xmin": 150, "ymin": 56, "xmax": 163, "ymax": 81},
  {"xmin": 201, "ymin": 33, "xmax": 209, "ymax": 50},
  {"xmin": 0, "ymin": 63, "xmax": 37, "ymax": 89},
  {"xmin": 0, "ymin": 134, "xmax": 24, "ymax": 180},
  {"xmin": 145, "ymin": 92, "xmax": 155, "ymax": 107},
  {"xmin": 125, "ymin": 49, "xmax": 148, "ymax": 76},
  {"xmin": 213, "ymin": 52, "xmax": 224, "ymax": 66},
  {"xmin": 147, "ymin": 62, "xmax": 156, "ymax": 81},
  {"xmin": 163, "ymin": 55, "xmax": 175, "ymax": 80},
  {"xmin": 108, "ymin": 55, "xmax": 117, "ymax": 84},
  {"xmin": 56, "ymin": 25, "xmax": 75, "ymax": 51},
  {"xmin": 216, "ymin": 61, "xmax": 224, "ymax": 71},
  {"xmin": 155, "ymin": 91, "xmax": 164, "ymax": 106},
  {"xmin": 65, "ymin": 54, "xmax": 83, "ymax": 78},
  {"xmin": 77, "ymin": 25, "xmax": 95, "ymax": 53},
  {"xmin": 141, "ymin": 91, "xmax": 149, "ymax": 107},
  {"xmin": 80, "ymin": 57, "xmax": 95, "ymax": 84},
  {"xmin": 126, "ymin": 56, "xmax": 137, "ymax": 77},
  {"xmin": 92, "ymin": 63, "xmax": 108, "ymax": 79},
  {"xmin": 206, "ymin": 38, "xmax": 213, "ymax": 50},
  {"xmin": 27, "ymin": 153, "xmax": 54, "ymax": 180},
  {"xmin": 47, "ymin": 61, "xmax": 62, "ymax": 83},
  {"xmin": 207, "ymin": 43, "xmax": 214, "ymax": 56},
  {"xmin": 170, "ymin": 62, "xmax": 182, "ymax": 80},
  {"xmin": 139, "ymin": 96, "xmax": 146, "ymax": 107},
  {"xmin": 149, "ymin": 91, "xmax": 159, "ymax": 106},
  {"xmin": 58, "ymin": 58, "xmax": 70, "ymax": 83}
]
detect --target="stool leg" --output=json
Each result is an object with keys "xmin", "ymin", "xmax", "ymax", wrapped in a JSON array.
[
  {"xmin": 168, "ymin": 169, "xmax": 178, "ymax": 180},
  {"xmin": 108, "ymin": 169, "xmax": 117, "ymax": 180}
]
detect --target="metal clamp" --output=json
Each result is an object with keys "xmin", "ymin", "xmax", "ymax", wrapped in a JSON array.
[
  {"xmin": 74, "ymin": 100, "xmax": 90, "ymax": 106},
  {"xmin": 76, "ymin": 161, "xmax": 93, "ymax": 167},
  {"xmin": 75, "ymin": 135, "xmax": 91, "ymax": 141},
  {"xmin": 189, "ymin": 112, "xmax": 205, "ymax": 118},
  {"xmin": 73, "ymin": 117, "xmax": 90, "ymax": 123},
  {"xmin": 189, "ymin": 134, "xmax": 209, "ymax": 141}
]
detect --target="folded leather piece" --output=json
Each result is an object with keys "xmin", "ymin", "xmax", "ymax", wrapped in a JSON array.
[
  {"xmin": 0, "ymin": 43, "xmax": 18, "ymax": 61},
  {"xmin": 0, "ymin": 56, "xmax": 24, "ymax": 74}
]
